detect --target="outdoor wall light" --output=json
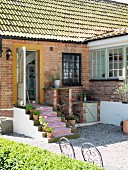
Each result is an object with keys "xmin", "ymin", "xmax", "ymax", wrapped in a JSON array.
[
  {"xmin": 6, "ymin": 48, "xmax": 12, "ymax": 60},
  {"xmin": 0, "ymin": 50, "xmax": 3, "ymax": 58}
]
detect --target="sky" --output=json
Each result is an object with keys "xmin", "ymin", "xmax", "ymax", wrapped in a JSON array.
[{"xmin": 111, "ymin": 0, "xmax": 128, "ymax": 3}]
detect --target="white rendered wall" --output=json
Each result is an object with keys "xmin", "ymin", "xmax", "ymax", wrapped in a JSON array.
[
  {"xmin": 13, "ymin": 107, "xmax": 43, "ymax": 140},
  {"xmin": 100, "ymin": 101, "xmax": 128, "ymax": 126}
]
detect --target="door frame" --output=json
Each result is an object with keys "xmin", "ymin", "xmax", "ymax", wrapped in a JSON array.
[{"xmin": 13, "ymin": 43, "xmax": 44, "ymax": 105}]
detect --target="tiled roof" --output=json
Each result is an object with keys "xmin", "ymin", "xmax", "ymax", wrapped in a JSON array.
[
  {"xmin": 0, "ymin": 0, "xmax": 128, "ymax": 42},
  {"xmin": 86, "ymin": 27, "xmax": 128, "ymax": 41}
]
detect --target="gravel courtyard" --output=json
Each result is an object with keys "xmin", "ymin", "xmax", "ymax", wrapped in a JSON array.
[{"xmin": 1, "ymin": 123, "xmax": 128, "ymax": 170}]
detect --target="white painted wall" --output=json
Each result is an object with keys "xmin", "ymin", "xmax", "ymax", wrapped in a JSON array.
[
  {"xmin": 13, "ymin": 107, "xmax": 43, "ymax": 140},
  {"xmin": 100, "ymin": 101, "xmax": 128, "ymax": 126}
]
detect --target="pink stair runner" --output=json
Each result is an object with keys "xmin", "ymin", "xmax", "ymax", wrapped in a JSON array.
[{"xmin": 32, "ymin": 103, "xmax": 75, "ymax": 138}]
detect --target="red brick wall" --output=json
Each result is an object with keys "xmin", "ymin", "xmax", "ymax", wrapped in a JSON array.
[
  {"xmin": 89, "ymin": 80, "xmax": 124, "ymax": 101},
  {"xmin": 0, "ymin": 39, "xmax": 89, "ymax": 117},
  {"xmin": 0, "ymin": 110, "xmax": 13, "ymax": 117},
  {"xmin": 1, "ymin": 38, "xmax": 124, "ymax": 118}
]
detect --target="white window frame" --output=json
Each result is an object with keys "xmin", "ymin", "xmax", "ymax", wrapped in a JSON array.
[
  {"xmin": 91, "ymin": 49, "xmax": 106, "ymax": 79},
  {"xmin": 90, "ymin": 46, "xmax": 125, "ymax": 80}
]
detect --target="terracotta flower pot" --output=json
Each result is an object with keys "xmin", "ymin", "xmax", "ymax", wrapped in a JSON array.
[
  {"xmin": 30, "ymin": 109, "xmax": 35, "ymax": 114},
  {"xmin": 68, "ymin": 119, "xmax": 76, "ymax": 127},
  {"xmin": 47, "ymin": 132, "xmax": 54, "ymax": 138},
  {"xmin": 123, "ymin": 120, "xmax": 128, "ymax": 134},
  {"xmin": 33, "ymin": 115, "xmax": 39, "ymax": 120}
]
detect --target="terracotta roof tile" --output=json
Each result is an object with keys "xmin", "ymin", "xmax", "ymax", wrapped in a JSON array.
[
  {"xmin": 88, "ymin": 27, "xmax": 128, "ymax": 41},
  {"xmin": 0, "ymin": 0, "xmax": 128, "ymax": 42}
]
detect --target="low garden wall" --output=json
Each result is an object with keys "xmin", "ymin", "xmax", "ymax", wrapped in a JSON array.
[{"xmin": 100, "ymin": 101, "xmax": 128, "ymax": 126}]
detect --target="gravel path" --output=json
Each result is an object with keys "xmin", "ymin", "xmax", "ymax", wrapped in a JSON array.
[{"xmin": 1, "ymin": 123, "xmax": 128, "ymax": 170}]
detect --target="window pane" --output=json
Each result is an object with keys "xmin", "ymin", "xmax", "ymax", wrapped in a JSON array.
[
  {"xmin": 108, "ymin": 47, "xmax": 123, "ymax": 78},
  {"xmin": 119, "ymin": 70, "xmax": 122, "ymax": 76},
  {"xmin": 91, "ymin": 50, "xmax": 105, "ymax": 79},
  {"xmin": 62, "ymin": 53, "xmax": 81, "ymax": 86}
]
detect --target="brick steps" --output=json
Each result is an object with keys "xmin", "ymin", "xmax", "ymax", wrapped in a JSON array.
[{"xmin": 30, "ymin": 104, "xmax": 79, "ymax": 142}]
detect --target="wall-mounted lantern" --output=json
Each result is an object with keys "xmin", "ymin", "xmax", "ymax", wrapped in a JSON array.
[
  {"xmin": 0, "ymin": 50, "xmax": 3, "ymax": 58},
  {"xmin": 6, "ymin": 49, "xmax": 12, "ymax": 60}
]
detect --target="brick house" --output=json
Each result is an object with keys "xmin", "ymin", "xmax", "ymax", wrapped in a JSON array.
[{"xmin": 0, "ymin": 0, "xmax": 128, "ymax": 118}]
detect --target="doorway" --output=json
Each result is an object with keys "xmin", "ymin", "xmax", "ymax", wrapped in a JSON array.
[
  {"xmin": 13, "ymin": 44, "xmax": 44, "ymax": 106},
  {"xmin": 26, "ymin": 51, "xmax": 38, "ymax": 103}
]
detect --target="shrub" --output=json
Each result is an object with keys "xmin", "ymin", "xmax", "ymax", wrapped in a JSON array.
[
  {"xmin": 115, "ymin": 83, "xmax": 128, "ymax": 102},
  {"xmin": 46, "ymin": 127, "xmax": 54, "ymax": 133},
  {"xmin": 0, "ymin": 138, "xmax": 103, "ymax": 170},
  {"xmin": 66, "ymin": 115, "xmax": 77, "ymax": 120},
  {"xmin": 33, "ymin": 110, "xmax": 41, "ymax": 116},
  {"xmin": 26, "ymin": 104, "xmax": 35, "ymax": 111}
]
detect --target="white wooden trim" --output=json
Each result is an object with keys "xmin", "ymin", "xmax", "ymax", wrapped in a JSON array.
[{"xmin": 88, "ymin": 35, "xmax": 128, "ymax": 50}]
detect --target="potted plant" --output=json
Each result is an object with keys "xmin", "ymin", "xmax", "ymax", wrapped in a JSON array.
[
  {"xmin": 70, "ymin": 94, "xmax": 75, "ymax": 102},
  {"xmin": 54, "ymin": 65, "xmax": 61, "ymax": 88},
  {"xmin": 46, "ymin": 127, "xmax": 54, "ymax": 138},
  {"xmin": 26, "ymin": 104, "xmax": 35, "ymax": 114},
  {"xmin": 33, "ymin": 110, "xmax": 41, "ymax": 120},
  {"xmin": 42, "ymin": 121, "xmax": 48, "ymax": 132},
  {"xmin": 66, "ymin": 115, "xmax": 76, "ymax": 126},
  {"xmin": 79, "ymin": 94, "xmax": 83, "ymax": 101},
  {"xmin": 123, "ymin": 120, "xmax": 128, "ymax": 134},
  {"xmin": 83, "ymin": 92, "xmax": 86, "ymax": 101}
]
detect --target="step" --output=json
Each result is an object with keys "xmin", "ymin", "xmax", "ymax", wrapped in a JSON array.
[
  {"xmin": 41, "ymin": 112, "xmax": 57, "ymax": 117},
  {"xmin": 47, "ymin": 133, "xmax": 80, "ymax": 143},
  {"xmin": 45, "ymin": 117, "xmax": 61, "ymax": 122},
  {"xmin": 46, "ymin": 122, "xmax": 66, "ymax": 128},
  {"xmin": 53, "ymin": 127, "xmax": 71, "ymax": 137},
  {"xmin": 39, "ymin": 107, "xmax": 53, "ymax": 112},
  {"xmin": 32, "ymin": 103, "xmax": 53, "ymax": 112}
]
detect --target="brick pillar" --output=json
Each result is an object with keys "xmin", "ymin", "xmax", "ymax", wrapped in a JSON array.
[
  {"xmin": 81, "ymin": 103, "xmax": 86, "ymax": 123},
  {"xmin": 69, "ymin": 89, "xmax": 72, "ymax": 114},
  {"xmin": 53, "ymin": 89, "xmax": 58, "ymax": 107}
]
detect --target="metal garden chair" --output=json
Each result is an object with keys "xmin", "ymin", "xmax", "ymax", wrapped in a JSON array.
[
  {"xmin": 81, "ymin": 142, "xmax": 103, "ymax": 167},
  {"xmin": 59, "ymin": 137, "xmax": 76, "ymax": 159}
]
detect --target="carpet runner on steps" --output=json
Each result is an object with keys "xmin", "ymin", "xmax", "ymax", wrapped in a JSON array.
[{"xmin": 32, "ymin": 103, "xmax": 79, "ymax": 140}]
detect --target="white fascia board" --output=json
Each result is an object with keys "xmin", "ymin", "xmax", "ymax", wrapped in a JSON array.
[{"xmin": 88, "ymin": 35, "xmax": 128, "ymax": 50}]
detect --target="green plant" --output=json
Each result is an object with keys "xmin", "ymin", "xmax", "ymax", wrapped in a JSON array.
[
  {"xmin": 26, "ymin": 104, "xmax": 35, "ymax": 111},
  {"xmin": 0, "ymin": 138, "xmax": 103, "ymax": 170},
  {"xmin": 66, "ymin": 115, "xmax": 77, "ymax": 120},
  {"xmin": 55, "ymin": 65, "xmax": 60, "ymax": 80},
  {"xmin": 80, "ymin": 93, "xmax": 83, "ymax": 98},
  {"xmin": 49, "ymin": 73, "xmax": 55, "ymax": 82},
  {"xmin": 43, "ymin": 121, "xmax": 48, "ymax": 128},
  {"xmin": 48, "ymin": 65, "xmax": 61, "ymax": 82},
  {"xmin": 115, "ymin": 83, "xmax": 128, "ymax": 102},
  {"xmin": 33, "ymin": 110, "xmax": 41, "ymax": 116},
  {"xmin": 42, "ymin": 121, "xmax": 48, "ymax": 132},
  {"xmin": 46, "ymin": 127, "xmax": 54, "ymax": 133},
  {"xmin": 39, "ymin": 116, "xmax": 44, "ymax": 125}
]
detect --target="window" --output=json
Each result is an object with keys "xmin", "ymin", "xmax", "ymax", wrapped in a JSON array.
[
  {"xmin": 91, "ymin": 50, "xmax": 106, "ymax": 78},
  {"xmin": 62, "ymin": 53, "xmax": 81, "ymax": 86},
  {"xmin": 90, "ymin": 47, "xmax": 124, "ymax": 79}
]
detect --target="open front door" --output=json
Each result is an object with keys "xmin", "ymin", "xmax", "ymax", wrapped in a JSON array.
[{"xmin": 17, "ymin": 47, "xmax": 26, "ymax": 106}]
